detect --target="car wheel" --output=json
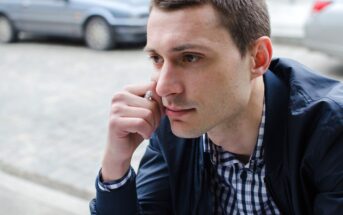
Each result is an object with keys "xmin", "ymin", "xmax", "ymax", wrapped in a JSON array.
[
  {"xmin": 0, "ymin": 16, "xmax": 17, "ymax": 43},
  {"xmin": 84, "ymin": 17, "xmax": 115, "ymax": 50}
]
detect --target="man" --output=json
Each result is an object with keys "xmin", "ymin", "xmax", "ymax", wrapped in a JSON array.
[{"xmin": 90, "ymin": 0, "xmax": 343, "ymax": 214}]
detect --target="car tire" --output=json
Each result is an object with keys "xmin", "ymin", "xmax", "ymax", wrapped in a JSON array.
[
  {"xmin": 84, "ymin": 17, "xmax": 115, "ymax": 50},
  {"xmin": 0, "ymin": 15, "xmax": 18, "ymax": 43}
]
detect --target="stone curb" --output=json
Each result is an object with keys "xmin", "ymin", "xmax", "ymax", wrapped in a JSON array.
[{"xmin": 0, "ymin": 161, "xmax": 94, "ymax": 201}]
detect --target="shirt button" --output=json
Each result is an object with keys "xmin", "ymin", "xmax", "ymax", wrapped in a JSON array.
[{"xmin": 240, "ymin": 171, "xmax": 247, "ymax": 180}]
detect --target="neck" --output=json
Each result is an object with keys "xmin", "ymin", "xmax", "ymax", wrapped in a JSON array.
[{"xmin": 207, "ymin": 77, "xmax": 265, "ymax": 157}]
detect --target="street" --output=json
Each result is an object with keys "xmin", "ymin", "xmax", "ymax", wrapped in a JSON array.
[{"xmin": 0, "ymin": 38, "xmax": 342, "ymax": 213}]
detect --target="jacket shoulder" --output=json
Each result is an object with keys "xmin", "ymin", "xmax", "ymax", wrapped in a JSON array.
[{"xmin": 269, "ymin": 58, "xmax": 343, "ymax": 113}]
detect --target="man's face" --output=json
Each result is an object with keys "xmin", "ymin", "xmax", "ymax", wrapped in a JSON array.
[{"xmin": 145, "ymin": 4, "xmax": 253, "ymax": 138}]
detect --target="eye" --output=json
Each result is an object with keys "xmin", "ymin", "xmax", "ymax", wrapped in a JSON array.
[
  {"xmin": 182, "ymin": 54, "xmax": 200, "ymax": 63},
  {"xmin": 149, "ymin": 55, "xmax": 164, "ymax": 65}
]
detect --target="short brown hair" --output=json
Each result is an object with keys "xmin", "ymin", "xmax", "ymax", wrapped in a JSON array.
[{"xmin": 150, "ymin": 0, "xmax": 270, "ymax": 56}]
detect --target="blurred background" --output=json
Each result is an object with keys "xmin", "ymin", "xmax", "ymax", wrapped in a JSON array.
[{"xmin": 0, "ymin": 0, "xmax": 342, "ymax": 214}]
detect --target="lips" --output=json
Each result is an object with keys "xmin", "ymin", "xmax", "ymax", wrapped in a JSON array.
[{"xmin": 165, "ymin": 106, "xmax": 195, "ymax": 118}]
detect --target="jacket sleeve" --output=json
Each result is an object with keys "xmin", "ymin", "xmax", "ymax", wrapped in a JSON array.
[
  {"xmin": 135, "ymin": 134, "xmax": 172, "ymax": 214},
  {"xmin": 311, "ymin": 119, "xmax": 343, "ymax": 214},
  {"xmin": 89, "ymin": 133, "xmax": 172, "ymax": 215}
]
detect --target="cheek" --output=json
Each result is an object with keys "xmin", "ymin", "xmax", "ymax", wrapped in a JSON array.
[
  {"xmin": 192, "ymin": 75, "xmax": 231, "ymax": 111},
  {"xmin": 195, "ymin": 69, "xmax": 246, "ymax": 111},
  {"xmin": 150, "ymin": 70, "xmax": 159, "ymax": 82}
]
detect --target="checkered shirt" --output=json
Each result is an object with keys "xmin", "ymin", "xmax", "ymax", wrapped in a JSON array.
[{"xmin": 203, "ymin": 104, "xmax": 280, "ymax": 214}]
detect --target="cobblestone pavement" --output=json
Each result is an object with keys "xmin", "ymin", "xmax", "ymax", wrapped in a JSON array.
[
  {"xmin": 0, "ymin": 40, "xmax": 151, "ymax": 200},
  {"xmin": 0, "ymin": 38, "xmax": 342, "ymax": 204}
]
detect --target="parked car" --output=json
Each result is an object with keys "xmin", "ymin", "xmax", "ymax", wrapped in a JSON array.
[
  {"xmin": 304, "ymin": 0, "xmax": 343, "ymax": 59},
  {"xmin": 0, "ymin": 0, "xmax": 149, "ymax": 50}
]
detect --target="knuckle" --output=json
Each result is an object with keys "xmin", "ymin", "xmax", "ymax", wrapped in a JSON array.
[
  {"xmin": 108, "ymin": 115, "xmax": 120, "ymax": 127},
  {"xmin": 111, "ymin": 104, "xmax": 122, "ymax": 114},
  {"xmin": 123, "ymin": 85, "xmax": 134, "ymax": 92},
  {"xmin": 111, "ymin": 92, "xmax": 126, "ymax": 103},
  {"xmin": 134, "ymin": 118, "xmax": 146, "ymax": 127}
]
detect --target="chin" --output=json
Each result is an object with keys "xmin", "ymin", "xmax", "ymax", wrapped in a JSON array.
[{"xmin": 170, "ymin": 122, "xmax": 204, "ymax": 138}]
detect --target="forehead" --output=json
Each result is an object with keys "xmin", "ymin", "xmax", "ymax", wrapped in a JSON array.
[{"xmin": 146, "ymin": 4, "xmax": 234, "ymax": 52}]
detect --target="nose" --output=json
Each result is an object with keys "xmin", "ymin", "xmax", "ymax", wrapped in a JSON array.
[{"xmin": 154, "ymin": 62, "xmax": 183, "ymax": 98}]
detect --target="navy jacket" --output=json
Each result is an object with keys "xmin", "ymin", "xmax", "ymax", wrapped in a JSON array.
[{"xmin": 90, "ymin": 58, "xmax": 343, "ymax": 214}]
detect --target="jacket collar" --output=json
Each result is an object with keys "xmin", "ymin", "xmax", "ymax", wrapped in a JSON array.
[
  {"xmin": 262, "ymin": 64, "xmax": 292, "ymax": 214},
  {"xmin": 263, "ymin": 68, "xmax": 289, "ymax": 175}
]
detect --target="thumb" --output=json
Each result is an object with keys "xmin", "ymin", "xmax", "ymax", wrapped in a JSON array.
[{"xmin": 149, "ymin": 81, "xmax": 165, "ymax": 117}]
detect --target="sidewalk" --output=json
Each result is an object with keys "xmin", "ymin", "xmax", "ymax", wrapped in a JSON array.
[
  {"xmin": 0, "ymin": 0, "xmax": 314, "ymax": 213},
  {"xmin": 0, "ymin": 170, "xmax": 89, "ymax": 215}
]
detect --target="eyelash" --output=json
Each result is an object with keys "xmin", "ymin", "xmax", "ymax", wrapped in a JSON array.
[
  {"xmin": 149, "ymin": 55, "xmax": 163, "ymax": 65},
  {"xmin": 149, "ymin": 53, "xmax": 202, "ymax": 66},
  {"xmin": 182, "ymin": 54, "xmax": 200, "ymax": 63}
]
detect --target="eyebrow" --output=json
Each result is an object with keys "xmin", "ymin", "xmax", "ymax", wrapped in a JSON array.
[{"xmin": 143, "ymin": 43, "xmax": 211, "ymax": 53}]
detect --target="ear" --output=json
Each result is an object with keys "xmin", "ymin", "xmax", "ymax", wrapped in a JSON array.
[{"xmin": 249, "ymin": 36, "xmax": 273, "ymax": 80}]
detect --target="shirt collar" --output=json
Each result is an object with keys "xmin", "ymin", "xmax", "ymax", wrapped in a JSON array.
[{"xmin": 203, "ymin": 102, "xmax": 266, "ymax": 170}]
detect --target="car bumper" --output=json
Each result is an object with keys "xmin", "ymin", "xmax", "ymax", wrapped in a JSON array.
[
  {"xmin": 304, "ymin": 17, "xmax": 343, "ymax": 59},
  {"xmin": 113, "ymin": 25, "xmax": 146, "ymax": 43}
]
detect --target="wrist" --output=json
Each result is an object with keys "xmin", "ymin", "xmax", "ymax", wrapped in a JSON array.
[{"xmin": 101, "ymin": 151, "xmax": 132, "ymax": 181}]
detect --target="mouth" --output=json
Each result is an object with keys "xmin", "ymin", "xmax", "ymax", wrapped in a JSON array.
[{"xmin": 164, "ymin": 106, "xmax": 195, "ymax": 119}]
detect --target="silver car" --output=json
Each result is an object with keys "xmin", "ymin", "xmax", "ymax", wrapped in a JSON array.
[
  {"xmin": 0, "ymin": 0, "xmax": 149, "ymax": 50},
  {"xmin": 304, "ymin": 0, "xmax": 343, "ymax": 59}
]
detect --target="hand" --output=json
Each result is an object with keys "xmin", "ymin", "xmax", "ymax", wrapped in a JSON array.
[{"xmin": 101, "ymin": 82, "xmax": 163, "ymax": 181}]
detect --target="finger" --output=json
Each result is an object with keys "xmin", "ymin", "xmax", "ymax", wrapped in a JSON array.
[
  {"xmin": 112, "ymin": 91, "xmax": 159, "ymax": 112},
  {"xmin": 111, "ymin": 117, "xmax": 154, "ymax": 139},
  {"xmin": 148, "ymin": 81, "xmax": 165, "ymax": 117},
  {"xmin": 141, "ymin": 81, "xmax": 164, "ymax": 127},
  {"xmin": 111, "ymin": 90, "xmax": 162, "ymax": 131},
  {"xmin": 123, "ymin": 100, "xmax": 162, "ymax": 131},
  {"xmin": 124, "ymin": 83, "xmax": 151, "ymax": 97},
  {"xmin": 111, "ymin": 104, "xmax": 155, "ymax": 129},
  {"xmin": 114, "ymin": 82, "xmax": 164, "ymax": 129}
]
